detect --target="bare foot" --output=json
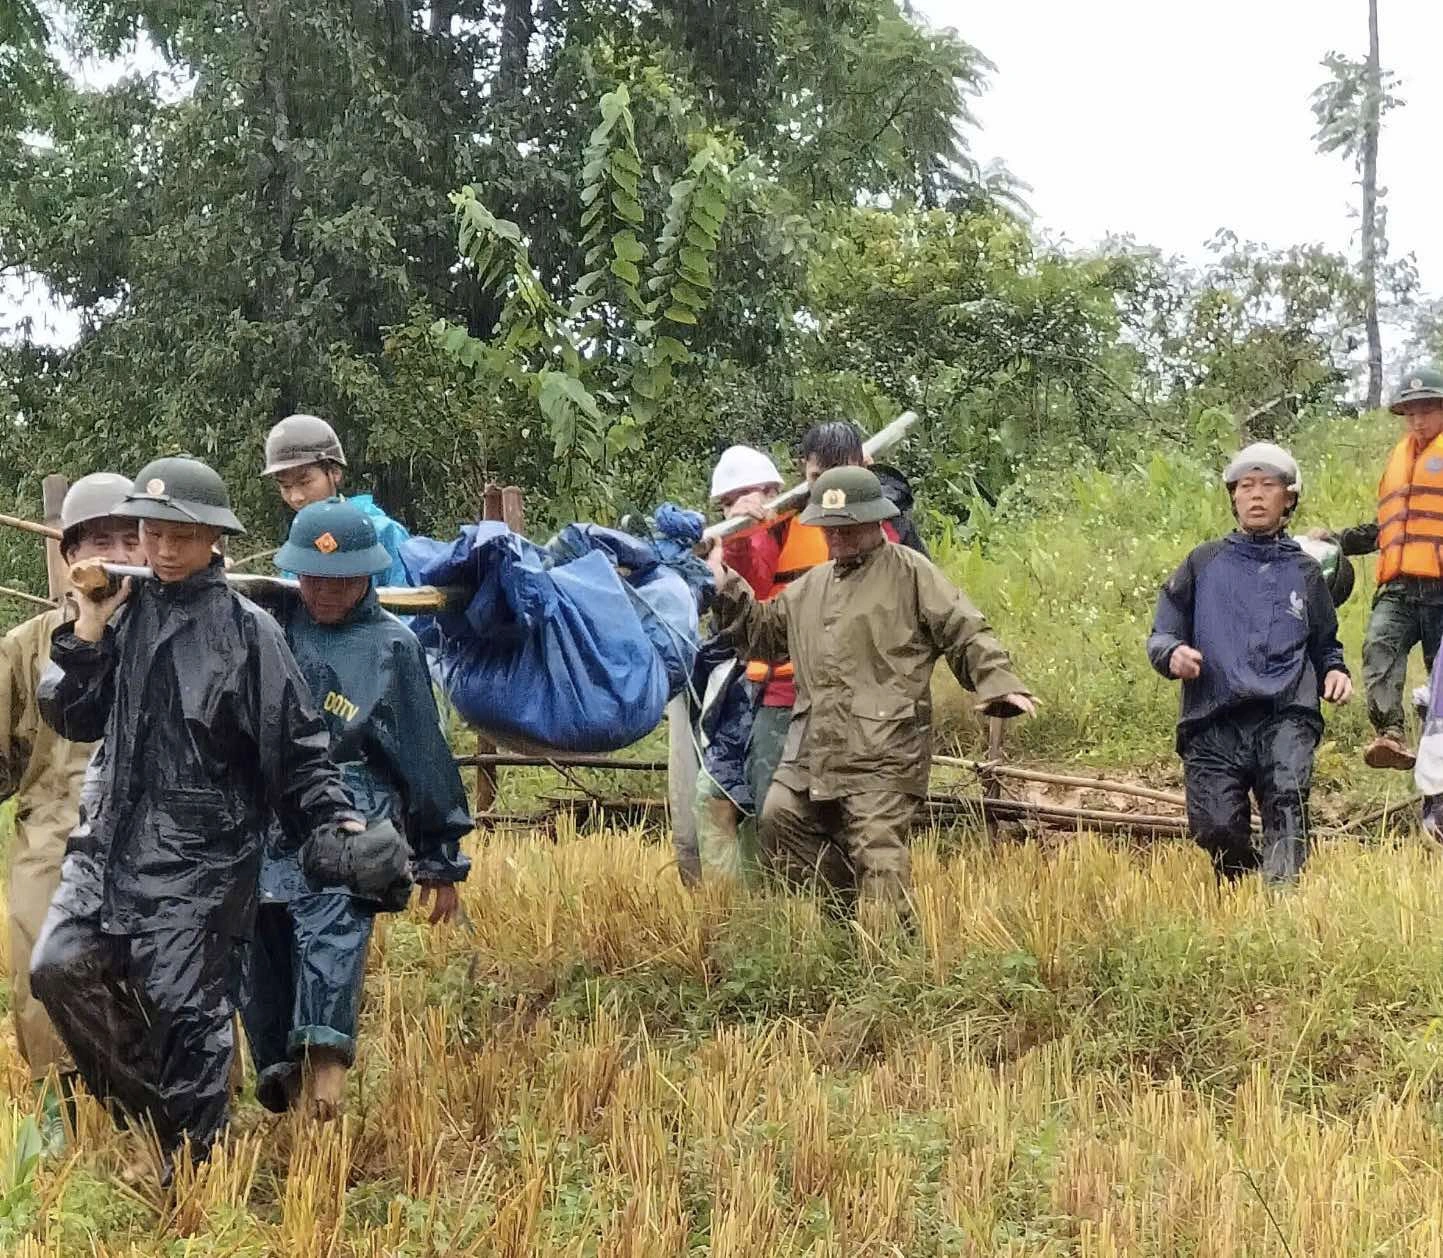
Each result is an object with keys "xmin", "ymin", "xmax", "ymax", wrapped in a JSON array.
[{"xmin": 302, "ymin": 1051, "xmax": 348, "ymax": 1122}]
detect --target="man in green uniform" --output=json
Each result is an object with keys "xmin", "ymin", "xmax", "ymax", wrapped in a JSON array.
[
  {"xmin": 1, "ymin": 474, "xmax": 142, "ymax": 1112},
  {"xmin": 704, "ymin": 467, "xmax": 1035, "ymax": 914}
]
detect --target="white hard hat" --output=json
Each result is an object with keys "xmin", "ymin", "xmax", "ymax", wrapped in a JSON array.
[
  {"xmin": 1223, "ymin": 442, "xmax": 1302, "ymax": 495},
  {"xmin": 710, "ymin": 445, "xmax": 783, "ymax": 501},
  {"xmin": 60, "ymin": 473, "xmax": 133, "ymax": 540}
]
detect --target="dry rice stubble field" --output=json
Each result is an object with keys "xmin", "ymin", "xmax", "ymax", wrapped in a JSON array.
[{"xmin": 6, "ymin": 821, "xmax": 1443, "ymax": 1255}]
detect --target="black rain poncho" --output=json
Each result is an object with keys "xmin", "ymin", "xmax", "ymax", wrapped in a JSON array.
[{"xmin": 29, "ymin": 560, "xmax": 358, "ymax": 1162}]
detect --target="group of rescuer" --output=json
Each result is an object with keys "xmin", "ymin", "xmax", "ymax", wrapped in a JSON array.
[
  {"xmin": 1, "ymin": 416, "xmax": 469, "ymax": 1183},
  {"xmin": 7, "ymin": 371, "xmax": 1443, "ymax": 1177}
]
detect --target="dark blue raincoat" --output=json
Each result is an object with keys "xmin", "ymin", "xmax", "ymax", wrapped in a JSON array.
[{"xmin": 241, "ymin": 586, "xmax": 471, "ymax": 1111}]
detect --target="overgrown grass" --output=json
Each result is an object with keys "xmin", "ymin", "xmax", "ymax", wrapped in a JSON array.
[{"xmin": 7, "ymin": 825, "xmax": 1443, "ymax": 1254}]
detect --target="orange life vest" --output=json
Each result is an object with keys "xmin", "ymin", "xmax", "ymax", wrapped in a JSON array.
[
  {"xmin": 743, "ymin": 520, "xmax": 830, "ymax": 683},
  {"xmin": 1377, "ymin": 432, "xmax": 1443, "ymax": 583}
]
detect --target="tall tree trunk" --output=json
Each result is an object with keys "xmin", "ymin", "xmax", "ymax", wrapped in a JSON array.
[
  {"xmin": 498, "ymin": 0, "xmax": 533, "ymax": 104},
  {"xmin": 1361, "ymin": 0, "xmax": 1383, "ymax": 409}
]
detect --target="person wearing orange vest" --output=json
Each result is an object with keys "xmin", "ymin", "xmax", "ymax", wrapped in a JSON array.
[
  {"xmin": 725, "ymin": 421, "xmax": 924, "ymax": 832},
  {"xmin": 1318, "ymin": 367, "xmax": 1443, "ymax": 769}
]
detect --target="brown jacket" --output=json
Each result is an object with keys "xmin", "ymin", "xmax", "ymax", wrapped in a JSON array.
[
  {"xmin": 2, "ymin": 604, "xmax": 93, "ymax": 1076},
  {"xmin": 714, "ymin": 542, "xmax": 1028, "ymax": 799}
]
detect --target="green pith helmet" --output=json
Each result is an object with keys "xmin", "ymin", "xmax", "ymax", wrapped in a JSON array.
[
  {"xmin": 1390, "ymin": 366, "xmax": 1443, "ymax": 414},
  {"xmin": 798, "ymin": 466, "xmax": 900, "ymax": 527},
  {"xmin": 59, "ymin": 473, "xmax": 133, "ymax": 549},
  {"xmin": 263, "ymin": 413, "xmax": 347, "ymax": 475},
  {"xmin": 275, "ymin": 499, "xmax": 391, "ymax": 578},
  {"xmin": 116, "ymin": 457, "xmax": 246, "ymax": 535}
]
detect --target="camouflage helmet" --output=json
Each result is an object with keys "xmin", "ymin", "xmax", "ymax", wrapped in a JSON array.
[
  {"xmin": 798, "ymin": 466, "xmax": 899, "ymax": 527},
  {"xmin": 59, "ymin": 473, "xmax": 134, "ymax": 550},
  {"xmin": 116, "ymin": 457, "xmax": 246, "ymax": 535},
  {"xmin": 1390, "ymin": 366, "xmax": 1443, "ymax": 414},
  {"xmin": 263, "ymin": 413, "xmax": 347, "ymax": 476}
]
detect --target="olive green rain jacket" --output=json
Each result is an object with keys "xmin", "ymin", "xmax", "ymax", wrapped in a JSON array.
[
  {"xmin": 713, "ymin": 543, "xmax": 1029, "ymax": 800},
  {"xmin": 1, "ymin": 603, "xmax": 91, "ymax": 1079}
]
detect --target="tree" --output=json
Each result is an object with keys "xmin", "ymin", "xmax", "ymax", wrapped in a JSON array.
[{"xmin": 1311, "ymin": 0, "xmax": 1405, "ymax": 409}]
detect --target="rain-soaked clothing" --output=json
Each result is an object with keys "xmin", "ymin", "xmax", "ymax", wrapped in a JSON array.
[
  {"xmin": 1, "ymin": 604, "xmax": 89, "ymax": 1081},
  {"xmin": 713, "ymin": 542, "xmax": 1027, "ymax": 907},
  {"xmin": 239, "ymin": 586, "xmax": 471, "ymax": 1112},
  {"xmin": 1181, "ymin": 707, "xmax": 1319, "ymax": 882},
  {"xmin": 1147, "ymin": 532, "xmax": 1346, "ymax": 883},
  {"xmin": 29, "ymin": 560, "xmax": 359, "ymax": 1160},
  {"xmin": 1362, "ymin": 579, "xmax": 1443, "ymax": 739}
]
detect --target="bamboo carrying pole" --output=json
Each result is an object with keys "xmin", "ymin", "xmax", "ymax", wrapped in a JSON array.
[
  {"xmin": 0, "ymin": 511, "xmax": 62, "ymax": 542},
  {"xmin": 701, "ymin": 411, "xmax": 920, "ymax": 544}
]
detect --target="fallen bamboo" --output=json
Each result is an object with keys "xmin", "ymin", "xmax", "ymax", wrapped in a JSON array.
[
  {"xmin": 455, "ymin": 754, "xmax": 668, "ymax": 772},
  {"xmin": 0, "ymin": 511, "xmax": 62, "ymax": 542},
  {"xmin": 928, "ymin": 795, "xmax": 1189, "ymax": 833},
  {"xmin": 0, "ymin": 584, "xmax": 54, "ymax": 610},
  {"xmin": 932, "ymin": 755, "xmax": 1188, "ymax": 809}
]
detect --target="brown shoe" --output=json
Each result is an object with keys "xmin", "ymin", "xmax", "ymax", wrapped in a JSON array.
[{"xmin": 1364, "ymin": 735, "xmax": 1417, "ymax": 770}]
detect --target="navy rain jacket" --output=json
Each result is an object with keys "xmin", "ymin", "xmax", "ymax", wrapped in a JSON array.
[{"xmin": 1147, "ymin": 532, "xmax": 1348, "ymax": 744}]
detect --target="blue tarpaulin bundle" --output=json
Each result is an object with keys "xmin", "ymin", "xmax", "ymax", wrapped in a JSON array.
[{"xmin": 402, "ymin": 510, "xmax": 709, "ymax": 752}]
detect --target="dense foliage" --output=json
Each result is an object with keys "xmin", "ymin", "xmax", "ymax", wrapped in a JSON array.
[{"xmin": 0, "ymin": 0, "xmax": 1424, "ymax": 559}]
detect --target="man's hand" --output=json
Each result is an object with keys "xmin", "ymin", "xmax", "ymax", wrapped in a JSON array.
[
  {"xmin": 418, "ymin": 881, "xmax": 459, "ymax": 925},
  {"xmin": 1306, "ymin": 527, "xmax": 1337, "ymax": 542},
  {"xmin": 1169, "ymin": 645, "xmax": 1203, "ymax": 680},
  {"xmin": 724, "ymin": 490, "xmax": 770, "ymax": 522},
  {"xmin": 702, "ymin": 537, "xmax": 726, "ymax": 585},
  {"xmin": 1323, "ymin": 670, "xmax": 1353, "ymax": 704},
  {"xmin": 70, "ymin": 562, "xmax": 131, "ymax": 643},
  {"xmin": 1003, "ymin": 693, "xmax": 1038, "ymax": 719}
]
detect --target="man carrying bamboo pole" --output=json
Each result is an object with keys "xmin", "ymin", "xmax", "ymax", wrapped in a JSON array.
[
  {"xmin": 27, "ymin": 456, "xmax": 393, "ymax": 1179},
  {"xmin": 1, "ymin": 474, "xmax": 142, "ymax": 1136},
  {"xmin": 1148, "ymin": 444, "xmax": 1351, "ymax": 886},
  {"xmin": 705, "ymin": 467, "xmax": 1033, "ymax": 917}
]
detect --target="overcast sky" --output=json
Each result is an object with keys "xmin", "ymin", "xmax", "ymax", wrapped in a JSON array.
[{"xmin": 917, "ymin": 0, "xmax": 1442, "ymax": 288}]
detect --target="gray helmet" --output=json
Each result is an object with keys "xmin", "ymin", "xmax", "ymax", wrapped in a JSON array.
[
  {"xmin": 1390, "ymin": 366, "xmax": 1443, "ymax": 414},
  {"xmin": 116, "ymin": 457, "xmax": 246, "ymax": 535},
  {"xmin": 799, "ymin": 466, "xmax": 900, "ymax": 527},
  {"xmin": 263, "ymin": 413, "xmax": 347, "ymax": 476},
  {"xmin": 59, "ymin": 473, "xmax": 134, "ymax": 549}
]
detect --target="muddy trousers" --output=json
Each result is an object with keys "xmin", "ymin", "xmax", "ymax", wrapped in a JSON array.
[
  {"xmin": 759, "ymin": 783, "xmax": 918, "ymax": 913},
  {"xmin": 30, "ymin": 905, "xmax": 235, "ymax": 1160},
  {"xmin": 1362, "ymin": 579, "xmax": 1443, "ymax": 738},
  {"xmin": 242, "ymin": 895, "xmax": 374, "ymax": 1114},
  {"xmin": 1181, "ymin": 709, "xmax": 1319, "ymax": 885}
]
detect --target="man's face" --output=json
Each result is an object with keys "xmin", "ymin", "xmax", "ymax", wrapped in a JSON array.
[
  {"xmin": 1401, "ymin": 400, "xmax": 1443, "ymax": 445},
  {"xmin": 717, "ymin": 482, "xmax": 781, "ymax": 513},
  {"xmin": 299, "ymin": 574, "xmax": 370, "ymax": 625},
  {"xmin": 141, "ymin": 521, "xmax": 223, "ymax": 582},
  {"xmin": 66, "ymin": 518, "xmax": 143, "ymax": 567},
  {"xmin": 823, "ymin": 521, "xmax": 885, "ymax": 561},
  {"xmin": 1231, "ymin": 473, "xmax": 1293, "ymax": 534},
  {"xmin": 273, "ymin": 463, "xmax": 342, "ymax": 513}
]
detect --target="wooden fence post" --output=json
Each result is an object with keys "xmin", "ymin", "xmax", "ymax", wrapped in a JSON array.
[{"xmin": 42, "ymin": 475, "xmax": 68, "ymax": 601}]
